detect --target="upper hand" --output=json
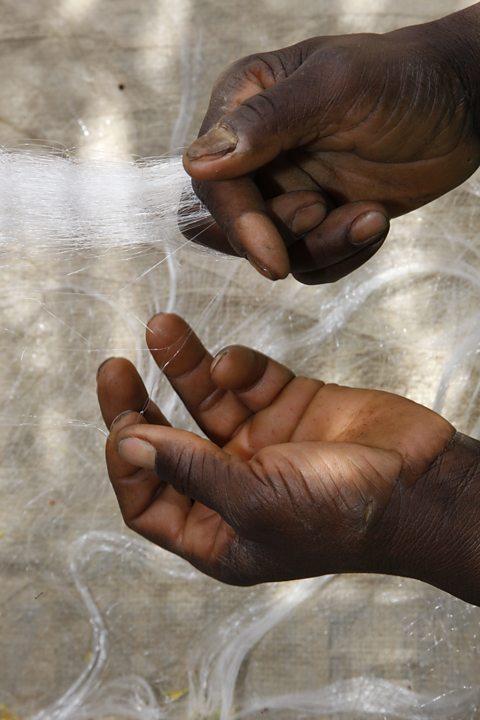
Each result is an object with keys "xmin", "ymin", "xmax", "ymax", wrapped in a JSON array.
[
  {"xmin": 182, "ymin": 21, "xmax": 480, "ymax": 283},
  {"xmin": 97, "ymin": 313, "xmax": 454, "ymax": 588}
]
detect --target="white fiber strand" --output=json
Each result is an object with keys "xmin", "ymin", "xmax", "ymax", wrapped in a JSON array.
[
  {"xmin": 236, "ymin": 680, "xmax": 480, "ymax": 719},
  {"xmin": 187, "ymin": 577, "xmax": 333, "ymax": 720},
  {"xmin": 0, "ymin": 151, "xmax": 209, "ymax": 252},
  {"xmin": 30, "ymin": 532, "xmax": 198, "ymax": 720}
]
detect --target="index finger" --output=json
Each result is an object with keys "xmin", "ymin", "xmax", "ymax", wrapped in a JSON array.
[
  {"xmin": 97, "ymin": 357, "xmax": 168, "ymax": 429},
  {"xmin": 192, "ymin": 175, "xmax": 290, "ymax": 280}
]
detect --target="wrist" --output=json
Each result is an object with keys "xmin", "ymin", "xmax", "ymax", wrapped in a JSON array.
[
  {"xmin": 375, "ymin": 432, "xmax": 480, "ymax": 605},
  {"xmin": 426, "ymin": 5, "xmax": 480, "ymax": 133},
  {"xmin": 386, "ymin": 5, "xmax": 480, "ymax": 137}
]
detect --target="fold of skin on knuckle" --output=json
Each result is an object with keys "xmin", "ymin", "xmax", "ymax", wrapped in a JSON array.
[
  {"xmin": 201, "ymin": 52, "xmax": 286, "ymax": 128},
  {"xmin": 225, "ymin": 95, "xmax": 283, "ymax": 148},
  {"xmin": 210, "ymin": 47, "xmax": 305, "ymax": 113},
  {"xmin": 153, "ymin": 438, "xmax": 240, "ymax": 520},
  {"xmin": 249, "ymin": 48, "xmax": 306, "ymax": 84},
  {"xmin": 154, "ymin": 441, "xmax": 193, "ymax": 497},
  {"xmin": 222, "ymin": 457, "xmax": 274, "ymax": 541},
  {"xmin": 242, "ymin": 55, "xmax": 285, "ymax": 91}
]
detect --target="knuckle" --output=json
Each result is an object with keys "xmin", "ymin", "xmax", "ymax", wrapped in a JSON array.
[
  {"xmin": 209, "ymin": 53, "xmax": 266, "ymax": 108},
  {"xmin": 227, "ymin": 52, "xmax": 262, "ymax": 74},
  {"xmin": 314, "ymin": 37, "xmax": 372, "ymax": 68},
  {"xmin": 155, "ymin": 445, "xmax": 192, "ymax": 496},
  {"xmin": 234, "ymin": 94, "xmax": 280, "ymax": 135},
  {"xmin": 224, "ymin": 467, "xmax": 263, "ymax": 534}
]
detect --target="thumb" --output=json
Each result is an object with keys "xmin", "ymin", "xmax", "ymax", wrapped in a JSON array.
[
  {"xmin": 184, "ymin": 71, "xmax": 320, "ymax": 181},
  {"xmin": 116, "ymin": 424, "xmax": 246, "ymax": 522}
]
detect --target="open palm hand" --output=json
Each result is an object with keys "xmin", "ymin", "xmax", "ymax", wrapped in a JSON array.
[{"xmin": 97, "ymin": 313, "xmax": 454, "ymax": 587}]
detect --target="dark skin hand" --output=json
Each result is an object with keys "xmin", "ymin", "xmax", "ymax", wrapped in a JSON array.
[
  {"xmin": 182, "ymin": 5, "xmax": 480, "ymax": 283},
  {"xmin": 98, "ymin": 313, "xmax": 480, "ymax": 605}
]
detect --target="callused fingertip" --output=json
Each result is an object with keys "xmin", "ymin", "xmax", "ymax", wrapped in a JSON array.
[
  {"xmin": 349, "ymin": 211, "xmax": 389, "ymax": 247},
  {"xmin": 186, "ymin": 125, "xmax": 238, "ymax": 161},
  {"xmin": 118, "ymin": 437, "xmax": 156, "ymax": 470}
]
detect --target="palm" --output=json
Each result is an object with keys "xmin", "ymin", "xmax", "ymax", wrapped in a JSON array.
[{"xmin": 98, "ymin": 314, "xmax": 453, "ymax": 583}]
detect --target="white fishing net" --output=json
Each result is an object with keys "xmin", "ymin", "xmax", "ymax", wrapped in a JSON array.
[{"xmin": 1, "ymin": 1, "xmax": 480, "ymax": 718}]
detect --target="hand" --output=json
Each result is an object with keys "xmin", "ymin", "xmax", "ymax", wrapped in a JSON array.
[
  {"xmin": 97, "ymin": 313, "xmax": 480, "ymax": 602},
  {"xmin": 182, "ymin": 11, "xmax": 480, "ymax": 283}
]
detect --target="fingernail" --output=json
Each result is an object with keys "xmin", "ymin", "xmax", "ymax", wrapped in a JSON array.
[
  {"xmin": 246, "ymin": 254, "xmax": 277, "ymax": 280},
  {"xmin": 96, "ymin": 357, "xmax": 115, "ymax": 380},
  {"xmin": 211, "ymin": 349, "xmax": 229, "ymax": 374},
  {"xmin": 349, "ymin": 212, "xmax": 389, "ymax": 246},
  {"xmin": 118, "ymin": 437, "xmax": 156, "ymax": 470},
  {"xmin": 187, "ymin": 126, "xmax": 238, "ymax": 161},
  {"xmin": 290, "ymin": 202, "xmax": 327, "ymax": 236}
]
